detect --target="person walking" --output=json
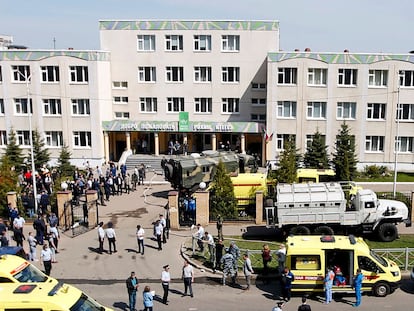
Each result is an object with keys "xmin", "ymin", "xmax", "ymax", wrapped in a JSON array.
[
  {"xmin": 126, "ymin": 271, "xmax": 139, "ymax": 311},
  {"xmin": 97, "ymin": 222, "xmax": 105, "ymax": 254},
  {"xmin": 242, "ymin": 253, "xmax": 254, "ymax": 290},
  {"xmin": 281, "ymin": 267, "xmax": 294, "ymax": 301},
  {"xmin": 41, "ymin": 243, "xmax": 53, "ymax": 276},
  {"xmin": 33, "ymin": 214, "xmax": 46, "ymax": 245},
  {"xmin": 154, "ymin": 220, "xmax": 163, "ymax": 251},
  {"xmin": 297, "ymin": 296, "xmax": 311, "ymax": 311},
  {"xmin": 161, "ymin": 264, "xmax": 171, "ymax": 305},
  {"xmin": 352, "ymin": 268, "xmax": 364, "ymax": 307},
  {"xmin": 105, "ymin": 222, "xmax": 117, "ymax": 254},
  {"xmin": 182, "ymin": 259, "xmax": 194, "ymax": 297},
  {"xmin": 324, "ymin": 267, "xmax": 335, "ymax": 304},
  {"xmin": 143, "ymin": 285, "xmax": 154, "ymax": 311},
  {"xmin": 159, "ymin": 214, "xmax": 167, "ymax": 244},
  {"xmin": 203, "ymin": 231, "xmax": 215, "ymax": 266},
  {"xmin": 221, "ymin": 249, "xmax": 236, "ymax": 286},
  {"xmin": 229, "ymin": 241, "xmax": 240, "ymax": 274},
  {"xmin": 27, "ymin": 232, "xmax": 38, "ymax": 261},
  {"xmin": 136, "ymin": 225, "xmax": 145, "ymax": 255}
]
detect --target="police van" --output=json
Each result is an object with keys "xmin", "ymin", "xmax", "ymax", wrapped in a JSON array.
[
  {"xmin": 0, "ymin": 281, "xmax": 113, "ymax": 311},
  {"xmin": 286, "ymin": 235, "xmax": 401, "ymax": 297},
  {"xmin": 0, "ymin": 254, "xmax": 49, "ymax": 283}
]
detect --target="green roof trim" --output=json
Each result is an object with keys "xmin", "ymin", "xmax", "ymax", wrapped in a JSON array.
[
  {"xmin": 268, "ymin": 52, "xmax": 414, "ymax": 64},
  {"xmin": 99, "ymin": 20, "xmax": 279, "ymax": 31},
  {"xmin": 0, "ymin": 50, "xmax": 110, "ymax": 62}
]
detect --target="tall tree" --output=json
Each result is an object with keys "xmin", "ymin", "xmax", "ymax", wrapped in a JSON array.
[
  {"xmin": 303, "ymin": 130, "xmax": 330, "ymax": 169},
  {"xmin": 0, "ymin": 156, "xmax": 19, "ymax": 217},
  {"xmin": 332, "ymin": 122, "xmax": 358, "ymax": 181},
  {"xmin": 32, "ymin": 129, "xmax": 50, "ymax": 171},
  {"xmin": 275, "ymin": 135, "xmax": 300, "ymax": 183},
  {"xmin": 3, "ymin": 128, "xmax": 24, "ymax": 170},
  {"xmin": 57, "ymin": 143, "xmax": 75, "ymax": 178}
]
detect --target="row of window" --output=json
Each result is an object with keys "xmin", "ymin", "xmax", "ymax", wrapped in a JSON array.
[
  {"xmin": 0, "ymin": 99, "xmax": 90, "ymax": 116},
  {"xmin": 137, "ymin": 34, "xmax": 240, "ymax": 52},
  {"xmin": 279, "ymin": 68, "xmax": 414, "ymax": 87},
  {"xmin": 0, "ymin": 65, "xmax": 88, "ymax": 83},
  {"xmin": 0, "ymin": 130, "xmax": 91, "ymax": 148},
  {"xmin": 276, "ymin": 134, "xmax": 414, "ymax": 153},
  {"xmin": 277, "ymin": 101, "xmax": 414, "ymax": 121}
]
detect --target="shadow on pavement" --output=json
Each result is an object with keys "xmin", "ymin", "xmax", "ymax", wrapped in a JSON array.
[{"xmin": 242, "ymin": 225, "xmax": 285, "ymax": 241}]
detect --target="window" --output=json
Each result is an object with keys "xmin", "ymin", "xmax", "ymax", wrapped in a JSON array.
[
  {"xmin": 167, "ymin": 97, "xmax": 185, "ymax": 112},
  {"xmin": 291, "ymin": 255, "xmax": 321, "ymax": 270},
  {"xmin": 45, "ymin": 131, "xmax": 63, "ymax": 147},
  {"xmin": 276, "ymin": 134, "xmax": 295, "ymax": 151},
  {"xmin": 137, "ymin": 35, "xmax": 156, "ymax": 51},
  {"xmin": 114, "ymin": 112, "xmax": 130, "ymax": 119},
  {"xmin": 194, "ymin": 66, "xmax": 211, "ymax": 82},
  {"xmin": 166, "ymin": 66, "xmax": 184, "ymax": 82},
  {"xmin": 306, "ymin": 134, "xmax": 326, "ymax": 148},
  {"xmin": 71, "ymin": 99, "xmax": 90, "ymax": 115},
  {"xmin": 69, "ymin": 66, "xmax": 88, "ymax": 83},
  {"xmin": 367, "ymin": 103, "xmax": 386, "ymax": 120},
  {"xmin": 251, "ymin": 114, "xmax": 266, "ymax": 121},
  {"xmin": 369, "ymin": 70, "xmax": 387, "ymax": 87},
  {"xmin": 43, "ymin": 99, "xmax": 61, "ymax": 115},
  {"xmin": 251, "ymin": 98, "xmax": 266, "ymax": 106},
  {"xmin": 194, "ymin": 35, "xmax": 211, "ymax": 51},
  {"xmin": 0, "ymin": 98, "xmax": 4, "ymax": 114},
  {"xmin": 307, "ymin": 102, "xmax": 326, "ymax": 119},
  {"xmin": 397, "ymin": 104, "xmax": 414, "ymax": 121},
  {"xmin": 113, "ymin": 96, "xmax": 128, "ymax": 105},
  {"xmin": 396, "ymin": 136, "xmax": 414, "ymax": 153},
  {"xmin": 222, "ymin": 67, "xmax": 240, "ymax": 83},
  {"xmin": 40, "ymin": 65, "xmax": 60, "ymax": 82},
  {"xmin": 308, "ymin": 68, "xmax": 327, "ymax": 86},
  {"xmin": 165, "ymin": 35, "xmax": 183, "ymax": 51},
  {"xmin": 278, "ymin": 68, "xmax": 297, "ymax": 85},
  {"xmin": 14, "ymin": 98, "xmax": 32, "ymax": 115},
  {"xmin": 0, "ymin": 130, "xmax": 6, "ymax": 146},
  {"xmin": 222, "ymin": 98, "xmax": 240, "ymax": 114},
  {"xmin": 221, "ymin": 35, "xmax": 240, "ymax": 51},
  {"xmin": 194, "ymin": 97, "xmax": 212, "ymax": 113},
  {"xmin": 12, "ymin": 65, "xmax": 30, "ymax": 82},
  {"xmin": 338, "ymin": 68, "xmax": 357, "ymax": 86},
  {"xmin": 139, "ymin": 97, "xmax": 157, "ymax": 113},
  {"xmin": 112, "ymin": 81, "xmax": 128, "ymax": 89},
  {"xmin": 138, "ymin": 66, "xmax": 156, "ymax": 82},
  {"xmin": 277, "ymin": 101, "xmax": 296, "ymax": 118},
  {"xmin": 251, "ymin": 83, "xmax": 266, "ymax": 90},
  {"xmin": 17, "ymin": 130, "xmax": 30, "ymax": 146},
  {"xmin": 73, "ymin": 131, "xmax": 92, "ymax": 147},
  {"xmin": 365, "ymin": 136, "xmax": 384, "ymax": 152},
  {"xmin": 399, "ymin": 70, "xmax": 414, "ymax": 87},
  {"xmin": 337, "ymin": 102, "xmax": 356, "ymax": 119}
]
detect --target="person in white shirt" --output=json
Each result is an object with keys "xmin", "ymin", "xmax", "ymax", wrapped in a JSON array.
[
  {"xmin": 203, "ymin": 232, "xmax": 215, "ymax": 265},
  {"xmin": 154, "ymin": 220, "xmax": 163, "ymax": 251},
  {"xmin": 97, "ymin": 222, "xmax": 105, "ymax": 254},
  {"xmin": 194, "ymin": 224, "xmax": 205, "ymax": 252},
  {"xmin": 41, "ymin": 243, "xmax": 53, "ymax": 275},
  {"xmin": 105, "ymin": 222, "xmax": 117, "ymax": 254},
  {"xmin": 182, "ymin": 260, "xmax": 194, "ymax": 297},
  {"xmin": 159, "ymin": 214, "xmax": 167, "ymax": 244},
  {"xmin": 136, "ymin": 225, "xmax": 145, "ymax": 255},
  {"xmin": 161, "ymin": 265, "xmax": 171, "ymax": 304}
]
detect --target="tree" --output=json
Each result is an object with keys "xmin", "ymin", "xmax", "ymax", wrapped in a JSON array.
[
  {"xmin": 303, "ymin": 130, "xmax": 330, "ymax": 169},
  {"xmin": 332, "ymin": 122, "xmax": 358, "ymax": 181},
  {"xmin": 0, "ymin": 156, "xmax": 19, "ymax": 217},
  {"xmin": 275, "ymin": 135, "xmax": 301, "ymax": 183},
  {"xmin": 32, "ymin": 129, "xmax": 50, "ymax": 171},
  {"xmin": 57, "ymin": 143, "xmax": 75, "ymax": 178},
  {"xmin": 3, "ymin": 128, "xmax": 24, "ymax": 170},
  {"xmin": 209, "ymin": 160, "xmax": 238, "ymax": 219}
]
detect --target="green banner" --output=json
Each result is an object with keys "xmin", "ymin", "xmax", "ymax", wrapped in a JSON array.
[{"xmin": 179, "ymin": 112, "xmax": 189, "ymax": 132}]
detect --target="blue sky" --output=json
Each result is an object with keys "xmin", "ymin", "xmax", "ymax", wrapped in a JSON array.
[{"xmin": 1, "ymin": 0, "xmax": 413, "ymax": 53}]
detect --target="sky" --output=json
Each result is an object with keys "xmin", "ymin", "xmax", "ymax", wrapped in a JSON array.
[{"xmin": 1, "ymin": 0, "xmax": 413, "ymax": 53}]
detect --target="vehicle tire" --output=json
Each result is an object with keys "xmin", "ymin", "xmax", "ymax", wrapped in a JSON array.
[
  {"xmin": 314, "ymin": 225, "xmax": 334, "ymax": 236},
  {"xmin": 290, "ymin": 225, "xmax": 311, "ymax": 235},
  {"xmin": 164, "ymin": 163, "xmax": 173, "ymax": 180},
  {"xmin": 373, "ymin": 282, "xmax": 390, "ymax": 297},
  {"xmin": 377, "ymin": 223, "xmax": 398, "ymax": 242}
]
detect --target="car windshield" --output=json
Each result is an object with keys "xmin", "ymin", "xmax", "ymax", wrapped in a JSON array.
[
  {"xmin": 370, "ymin": 250, "xmax": 388, "ymax": 267},
  {"xmin": 70, "ymin": 293, "xmax": 105, "ymax": 311},
  {"xmin": 13, "ymin": 264, "xmax": 48, "ymax": 282}
]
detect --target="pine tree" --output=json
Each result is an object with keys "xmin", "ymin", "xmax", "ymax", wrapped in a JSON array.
[
  {"xmin": 0, "ymin": 155, "xmax": 19, "ymax": 217},
  {"xmin": 209, "ymin": 160, "xmax": 238, "ymax": 219},
  {"xmin": 57, "ymin": 143, "xmax": 75, "ymax": 178},
  {"xmin": 32, "ymin": 129, "xmax": 50, "ymax": 171},
  {"xmin": 303, "ymin": 130, "xmax": 330, "ymax": 169},
  {"xmin": 332, "ymin": 122, "xmax": 358, "ymax": 181},
  {"xmin": 275, "ymin": 135, "xmax": 300, "ymax": 183},
  {"xmin": 4, "ymin": 128, "xmax": 24, "ymax": 170}
]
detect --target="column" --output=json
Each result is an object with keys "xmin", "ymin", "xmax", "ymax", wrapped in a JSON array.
[
  {"xmin": 241, "ymin": 134, "xmax": 246, "ymax": 154},
  {"xmin": 154, "ymin": 132, "xmax": 160, "ymax": 156},
  {"xmin": 255, "ymin": 191, "xmax": 264, "ymax": 225},
  {"xmin": 104, "ymin": 132, "xmax": 109, "ymax": 163},
  {"xmin": 86, "ymin": 190, "xmax": 98, "ymax": 229},
  {"xmin": 212, "ymin": 134, "xmax": 217, "ymax": 151},
  {"xmin": 56, "ymin": 190, "xmax": 72, "ymax": 231},
  {"xmin": 125, "ymin": 132, "xmax": 131, "ymax": 151},
  {"xmin": 168, "ymin": 191, "xmax": 179, "ymax": 229},
  {"xmin": 193, "ymin": 190, "xmax": 210, "ymax": 226}
]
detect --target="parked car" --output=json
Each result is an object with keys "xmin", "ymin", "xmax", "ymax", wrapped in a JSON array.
[{"xmin": 0, "ymin": 246, "xmax": 28, "ymax": 259}]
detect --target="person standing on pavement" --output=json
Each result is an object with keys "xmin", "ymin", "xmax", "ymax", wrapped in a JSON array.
[
  {"xmin": 97, "ymin": 222, "xmax": 105, "ymax": 254},
  {"xmin": 281, "ymin": 267, "xmax": 294, "ymax": 301},
  {"xmin": 182, "ymin": 259, "xmax": 194, "ymax": 297},
  {"xmin": 136, "ymin": 225, "xmax": 145, "ymax": 255},
  {"xmin": 159, "ymin": 214, "xmax": 167, "ymax": 244},
  {"xmin": 352, "ymin": 268, "xmax": 363, "ymax": 307},
  {"xmin": 194, "ymin": 224, "xmax": 205, "ymax": 252},
  {"xmin": 33, "ymin": 214, "xmax": 46, "ymax": 245},
  {"xmin": 277, "ymin": 243, "xmax": 286, "ymax": 275},
  {"xmin": 27, "ymin": 231, "xmax": 38, "ymax": 261},
  {"xmin": 324, "ymin": 267, "xmax": 335, "ymax": 304},
  {"xmin": 221, "ymin": 249, "xmax": 236, "ymax": 286},
  {"xmin": 126, "ymin": 271, "xmax": 139, "ymax": 311},
  {"xmin": 41, "ymin": 243, "xmax": 53, "ymax": 276},
  {"xmin": 229, "ymin": 241, "xmax": 240, "ymax": 274},
  {"xmin": 214, "ymin": 239, "xmax": 224, "ymax": 272},
  {"xmin": 242, "ymin": 253, "xmax": 254, "ymax": 290},
  {"xmin": 272, "ymin": 301, "xmax": 284, "ymax": 311},
  {"xmin": 161, "ymin": 264, "xmax": 171, "ymax": 305},
  {"xmin": 297, "ymin": 296, "xmax": 312, "ymax": 311},
  {"xmin": 203, "ymin": 231, "xmax": 215, "ymax": 266},
  {"xmin": 262, "ymin": 244, "xmax": 272, "ymax": 278},
  {"xmin": 143, "ymin": 285, "xmax": 154, "ymax": 311},
  {"xmin": 105, "ymin": 222, "xmax": 117, "ymax": 254},
  {"xmin": 154, "ymin": 220, "xmax": 163, "ymax": 251}
]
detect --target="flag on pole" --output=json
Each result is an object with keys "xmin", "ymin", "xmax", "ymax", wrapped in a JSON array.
[{"xmin": 263, "ymin": 129, "xmax": 273, "ymax": 143}]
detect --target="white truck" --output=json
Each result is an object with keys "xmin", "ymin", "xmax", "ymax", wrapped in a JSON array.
[{"xmin": 265, "ymin": 182, "xmax": 411, "ymax": 242}]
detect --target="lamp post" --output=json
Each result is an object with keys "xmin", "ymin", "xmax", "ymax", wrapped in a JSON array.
[{"xmin": 392, "ymin": 74, "xmax": 402, "ymax": 197}]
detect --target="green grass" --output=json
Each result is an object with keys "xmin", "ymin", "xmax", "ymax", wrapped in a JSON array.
[
  {"xmin": 355, "ymin": 172, "xmax": 414, "ymax": 182},
  {"xmin": 365, "ymin": 234, "xmax": 414, "ymax": 249}
]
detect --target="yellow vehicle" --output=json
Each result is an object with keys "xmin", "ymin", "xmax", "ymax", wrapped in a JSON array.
[
  {"xmin": 231, "ymin": 172, "xmax": 269, "ymax": 205},
  {"xmin": 0, "ymin": 281, "xmax": 113, "ymax": 311},
  {"xmin": 0, "ymin": 254, "xmax": 49, "ymax": 283},
  {"xmin": 286, "ymin": 235, "xmax": 401, "ymax": 297},
  {"xmin": 296, "ymin": 168, "xmax": 335, "ymax": 183}
]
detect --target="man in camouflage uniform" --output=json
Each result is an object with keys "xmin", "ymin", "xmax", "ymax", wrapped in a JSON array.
[
  {"xmin": 220, "ymin": 249, "xmax": 236, "ymax": 286},
  {"xmin": 229, "ymin": 241, "xmax": 240, "ymax": 274}
]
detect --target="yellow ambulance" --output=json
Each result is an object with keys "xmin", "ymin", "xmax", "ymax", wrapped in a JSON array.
[
  {"xmin": 286, "ymin": 235, "xmax": 401, "ymax": 297},
  {"xmin": 0, "ymin": 281, "xmax": 113, "ymax": 311},
  {"xmin": 0, "ymin": 254, "xmax": 50, "ymax": 283}
]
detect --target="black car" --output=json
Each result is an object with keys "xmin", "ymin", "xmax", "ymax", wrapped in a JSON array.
[{"xmin": 0, "ymin": 246, "xmax": 28, "ymax": 259}]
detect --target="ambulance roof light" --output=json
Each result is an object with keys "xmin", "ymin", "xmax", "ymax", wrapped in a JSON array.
[{"xmin": 320, "ymin": 235, "xmax": 335, "ymax": 242}]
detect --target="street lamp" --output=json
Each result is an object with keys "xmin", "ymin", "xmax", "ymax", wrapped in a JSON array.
[{"xmin": 393, "ymin": 72, "xmax": 402, "ymax": 197}]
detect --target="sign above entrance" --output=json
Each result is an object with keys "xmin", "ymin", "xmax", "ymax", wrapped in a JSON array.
[
  {"xmin": 102, "ymin": 120, "xmax": 177, "ymax": 132},
  {"xmin": 179, "ymin": 112, "xmax": 189, "ymax": 132}
]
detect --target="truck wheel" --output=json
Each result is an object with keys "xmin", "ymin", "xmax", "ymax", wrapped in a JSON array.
[
  {"xmin": 314, "ymin": 226, "xmax": 334, "ymax": 236},
  {"xmin": 290, "ymin": 226, "xmax": 311, "ymax": 235},
  {"xmin": 377, "ymin": 223, "xmax": 398, "ymax": 242},
  {"xmin": 373, "ymin": 282, "xmax": 390, "ymax": 297}
]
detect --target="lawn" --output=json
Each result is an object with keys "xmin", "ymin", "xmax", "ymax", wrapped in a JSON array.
[{"xmin": 355, "ymin": 172, "xmax": 414, "ymax": 182}]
